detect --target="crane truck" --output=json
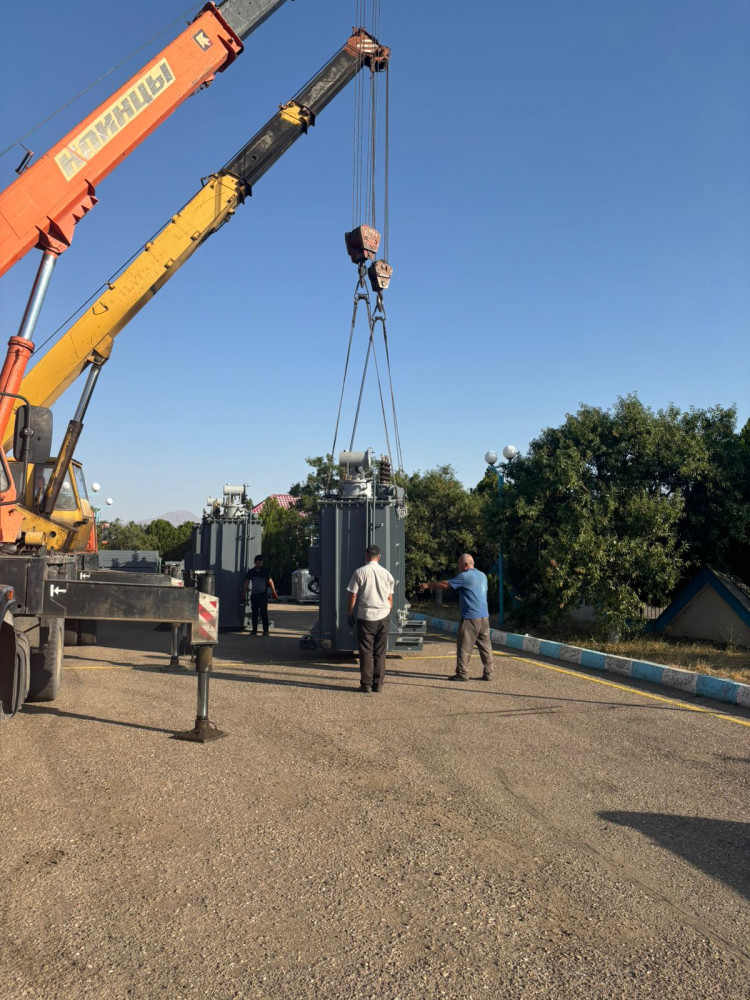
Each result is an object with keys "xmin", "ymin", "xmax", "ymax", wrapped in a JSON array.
[
  {"xmin": 0, "ymin": 0, "xmax": 301, "ymax": 731},
  {"xmin": 0, "ymin": 27, "xmax": 391, "ymax": 732}
]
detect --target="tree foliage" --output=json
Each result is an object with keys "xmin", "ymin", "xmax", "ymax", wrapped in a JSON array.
[
  {"xmin": 498, "ymin": 396, "xmax": 748, "ymax": 633},
  {"xmin": 103, "ymin": 518, "xmax": 194, "ymax": 561},
  {"xmin": 401, "ymin": 465, "xmax": 495, "ymax": 596},
  {"xmin": 257, "ymin": 497, "xmax": 310, "ymax": 593},
  {"xmin": 288, "ymin": 455, "xmax": 341, "ymax": 532}
]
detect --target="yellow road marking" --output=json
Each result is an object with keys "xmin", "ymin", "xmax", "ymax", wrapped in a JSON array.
[
  {"xmin": 63, "ymin": 664, "xmax": 131, "ymax": 671},
  {"xmin": 492, "ymin": 650, "xmax": 749, "ymax": 729},
  {"xmin": 411, "ymin": 643, "xmax": 750, "ymax": 728}
]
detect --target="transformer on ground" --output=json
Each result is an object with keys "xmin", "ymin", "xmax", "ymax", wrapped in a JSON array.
[
  {"xmin": 301, "ymin": 451, "xmax": 425, "ymax": 653},
  {"xmin": 184, "ymin": 484, "xmax": 262, "ymax": 630}
]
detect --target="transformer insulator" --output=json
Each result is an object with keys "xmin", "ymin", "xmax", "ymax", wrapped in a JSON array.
[
  {"xmin": 379, "ymin": 456, "xmax": 392, "ymax": 484},
  {"xmin": 345, "ymin": 225, "xmax": 381, "ymax": 264},
  {"xmin": 368, "ymin": 259, "xmax": 393, "ymax": 292}
]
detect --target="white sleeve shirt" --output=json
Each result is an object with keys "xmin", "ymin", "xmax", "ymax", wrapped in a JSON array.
[{"xmin": 347, "ymin": 562, "xmax": 395, "ymax": 620}]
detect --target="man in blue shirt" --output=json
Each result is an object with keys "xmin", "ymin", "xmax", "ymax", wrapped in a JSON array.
[{"xmin": 420, "ymin": 554, "xmax": 494, "ymax": 682}]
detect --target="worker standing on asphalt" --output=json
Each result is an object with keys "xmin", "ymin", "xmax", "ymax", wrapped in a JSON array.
[
  {"xmin": 242, "ymin": 555, "xmax": 279, "ymax": 636},
  {"xmin": 420, "ymin": 554, "xmax": 494, "ymax": 682},
  {"xmin": 346, "ymin": 545, "xmax": 394, "ymax": 693}
]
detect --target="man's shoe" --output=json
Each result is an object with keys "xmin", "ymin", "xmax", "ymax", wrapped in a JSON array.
[
  {"xmin": 480, "ymin": 675, "xmax": 492, "ymax": 681},
  {"xmin": 358, "ymin": 684, "xmax": 372, "ymax": 693},
  {"xmin": 262, "ymin": 632, "xmax": 270, "ymax": 637},
  {"xmin": 448, "ymin": 674, "xmax": 468, "ymax": 682},
  {"xmin": 372, "ymin": 684, "xmax": 381, "ymax": 693},
  {"xmin": 250, "ymin": 631, "xmax": 258, "ymax": 636}
]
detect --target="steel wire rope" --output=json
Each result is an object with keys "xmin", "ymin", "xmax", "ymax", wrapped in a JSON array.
[
  {"xmin": 326, "ymin": 264, "xmax": 371, "ymax": 491},
  {"xmin": 0, "ymin": 3, "xmax": 204, "ymax": 160},
  {"xmin": 349, "ymin": 315, "xmax": 394, "ymax": 466},
  {"xmin": 374, "ymin": 300, "xmax": 404, "ymax": 474}
]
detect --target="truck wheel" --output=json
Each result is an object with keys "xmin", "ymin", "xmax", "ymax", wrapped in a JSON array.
[
  {"xmin": 64, "ymin": 619, "xmax": 79, "ymax": 646},
  {"xmin": 77, "ymin": 620, "xmax": 98, "ymax": 646},
  {"xmin": 0, "ymin": 619, "xmax": 29, "ymax": 722},
  {"xmin": 27, "ymin": 618, "xmax": 64, "ymax": 702}
]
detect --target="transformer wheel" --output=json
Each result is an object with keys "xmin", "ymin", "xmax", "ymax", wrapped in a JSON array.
[{"xmin": 27, "ymin": 618, "xmax": 64, "ymax": 703}]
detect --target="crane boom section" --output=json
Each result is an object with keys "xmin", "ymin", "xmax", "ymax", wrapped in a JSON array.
[
  {"xmin": 4, "ymin": 174, "xmax": 245, "ymax": 440},
  {"xmin": 0, "ymin": 0, "xmax": 292, "ymax": 278},
  {"xmin": 5, "ymin": 29, "xmax": 389, "ymax": 453}
]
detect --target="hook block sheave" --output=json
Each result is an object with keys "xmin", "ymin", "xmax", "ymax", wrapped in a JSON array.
[{"xmin": 345, "ymin": 225, "xmax": 381, "ymax": 264}]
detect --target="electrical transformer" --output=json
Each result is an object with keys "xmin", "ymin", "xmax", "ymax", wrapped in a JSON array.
[
  {"xmin": 184, "ymin": 484, "xmax": 262, "ymax": 629},
  {"xmin": 301, "ymin": 451, "xmax": 425, "ymax": 653}
]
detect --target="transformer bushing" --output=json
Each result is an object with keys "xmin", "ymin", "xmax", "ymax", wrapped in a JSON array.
[
  {"xmin": 184, "ymin": 484, "xmax": 262, "ymax": 630},
  {"xmin": 301, "ymin": 452, "xmax": 425, "ymax": 653}
]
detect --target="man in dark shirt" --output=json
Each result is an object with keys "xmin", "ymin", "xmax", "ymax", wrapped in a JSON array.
[{"xmin": 242, "ymin": 555, "xmax": 278, "ymax": 636}]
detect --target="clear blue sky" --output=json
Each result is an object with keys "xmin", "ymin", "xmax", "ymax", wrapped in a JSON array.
[{"xmin": 1, "ymin": 1, "xmax": 748, "ymax": 521}]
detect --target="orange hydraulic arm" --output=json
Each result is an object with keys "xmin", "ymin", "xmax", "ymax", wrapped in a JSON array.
[{"xmin": 0, "ymin": 0, "xmax": 293, "ymax": 278}]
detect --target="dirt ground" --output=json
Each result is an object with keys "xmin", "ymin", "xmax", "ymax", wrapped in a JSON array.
[{"xmin": 1, "ymin": 603, "xmax": 748, "ymax": 1000}]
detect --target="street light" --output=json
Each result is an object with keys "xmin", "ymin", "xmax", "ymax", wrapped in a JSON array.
[
  {"xmin": 485, "ymin": 446, "xmax": 517, "ymax": 626},
  {"xmin": 90, "ymin": 482, "xmax": 114, "ymax": 541}
]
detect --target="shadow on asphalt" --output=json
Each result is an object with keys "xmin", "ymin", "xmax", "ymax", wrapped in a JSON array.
[
  {"xmin": 599, "ymin": 811, "xmax": 750, "ymax": 901},
  {"xmin": 21, "ymin": 703, "xmax": 177, "ymax": 735}
]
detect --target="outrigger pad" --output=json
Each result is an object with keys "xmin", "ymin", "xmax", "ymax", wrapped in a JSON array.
[{"xmin": 171, "ymin": 719, "xmax": 228, "ymax": 743}]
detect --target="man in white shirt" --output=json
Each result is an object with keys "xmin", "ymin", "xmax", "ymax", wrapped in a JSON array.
[{"xmin": 346, "ymin": 544, "xmax": 395, "ymax": 693}]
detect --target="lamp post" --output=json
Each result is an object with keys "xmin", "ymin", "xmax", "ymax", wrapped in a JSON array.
[
  {"xmin": 90, "ymin": 482, "xmax": 113, "ymax": 544},
  {"xmin": 484, "ymin": 446, "xmax": 517, "ymax": 626}
]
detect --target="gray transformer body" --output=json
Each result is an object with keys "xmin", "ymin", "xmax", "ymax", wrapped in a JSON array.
[
  {"xmin": 184, "ymin": 486, "xmax": 262, "ymax": 629},
  {"xmin": 304, "ymin": 463, "xmax": 424, "ymax": 653}
]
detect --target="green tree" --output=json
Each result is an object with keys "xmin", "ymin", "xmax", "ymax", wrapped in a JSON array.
[
  {"xmin": 258, "ymin": 497, "xmax": 309, "ymax": 594},
  {"xmin": 289, "ymin": 455, "xmax": 340, "ymax": 531},
  {"xmin": 498, "ymin": 395, "xmax": 719, "ymax": 634},
  {"xmin": 677, "ymin": 408, "xmax": 750, "ymax": 583},
  {"xmin": 143, "ymin": 518, "xmax": 178, "ymax": 557},
  {"xmin": 105, "ymin": 519, "xmax": 150, "ymax": 551},
  {"xmin": 403, "ymin": 465, "xmax": 490, "ymax": 597}
]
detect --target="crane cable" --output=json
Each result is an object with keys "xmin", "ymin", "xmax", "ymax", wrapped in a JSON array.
[{"xmin": 332, "ymin": 0, "xmax": 404, "ymax": 479}]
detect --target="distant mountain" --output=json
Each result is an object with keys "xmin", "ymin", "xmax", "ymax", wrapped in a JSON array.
[{"xmin": 137, "ymin": 509, "xmax": 199, "ymax": 527}]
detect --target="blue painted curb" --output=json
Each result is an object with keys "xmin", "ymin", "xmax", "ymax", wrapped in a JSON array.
[{"xmin": 410, "ymin": 614, "xmax": 750, "ymax": 711}]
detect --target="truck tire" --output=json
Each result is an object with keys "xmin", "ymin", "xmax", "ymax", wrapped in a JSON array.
[
  {"xmin": 77, "ymin": 620, "xmax": 98, "ymax": 646},
  {"xmin": 64, "ymin": 619, "xmax": 79, "ymax": 646},
  {"xmin": 0, "ymin": 618, "xmax": 29, "ymax": 722},
  {"xmin": 27, "ymin": 618, "xmax": 64, "ymax": 702}
]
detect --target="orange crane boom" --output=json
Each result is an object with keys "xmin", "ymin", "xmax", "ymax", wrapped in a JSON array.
[{"xmin": 0, "ymin": 0, "xmax": 292, "ymax": 278}]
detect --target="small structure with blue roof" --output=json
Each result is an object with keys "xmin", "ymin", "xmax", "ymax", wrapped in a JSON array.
[{"xmin": 649, "ymin": 566, "xmax": 750, "ymax": 648}]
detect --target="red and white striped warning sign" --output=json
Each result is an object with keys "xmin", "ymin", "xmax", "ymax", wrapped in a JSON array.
[{"xmin": 194, "ymin": 593, "xmax": 219, "ymax": 644}]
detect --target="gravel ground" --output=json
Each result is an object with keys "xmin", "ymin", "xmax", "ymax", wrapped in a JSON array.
[{"xmin": 1, "ymin": 604, "xmax": 748, "ymax": 1000}]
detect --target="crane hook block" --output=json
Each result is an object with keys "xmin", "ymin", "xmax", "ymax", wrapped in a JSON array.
[
  {"xmin": 345, "ymin": 225, "xmax": 381, "ymax": 264},
  {"xmin": 368, "ymin": 259, "xmax": 393, "ymax": 292}
]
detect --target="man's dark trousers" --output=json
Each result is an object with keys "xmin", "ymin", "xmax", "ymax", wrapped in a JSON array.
[
  {"xmin": 357, "ymin": 616, "xmax": 390, "ymax": 688},
  {"xmin": 251, "ymin": 594, "xmax": 269, "ymax": 633}
]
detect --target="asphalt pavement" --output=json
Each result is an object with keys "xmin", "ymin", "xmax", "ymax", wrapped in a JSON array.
[{"xmin": 1, "ymin": 604, "xmax": 748, "ymax": 999}]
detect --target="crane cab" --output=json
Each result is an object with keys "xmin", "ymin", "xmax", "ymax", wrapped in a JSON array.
[{"xmin": 9, "ymin": 458, "xmax": 96, "ymax": 552}]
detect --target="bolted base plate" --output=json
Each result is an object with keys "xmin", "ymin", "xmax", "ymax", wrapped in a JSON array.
[{"xmin": 171, "ymin": 718, "xmax": 228, "ymax": 743}]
